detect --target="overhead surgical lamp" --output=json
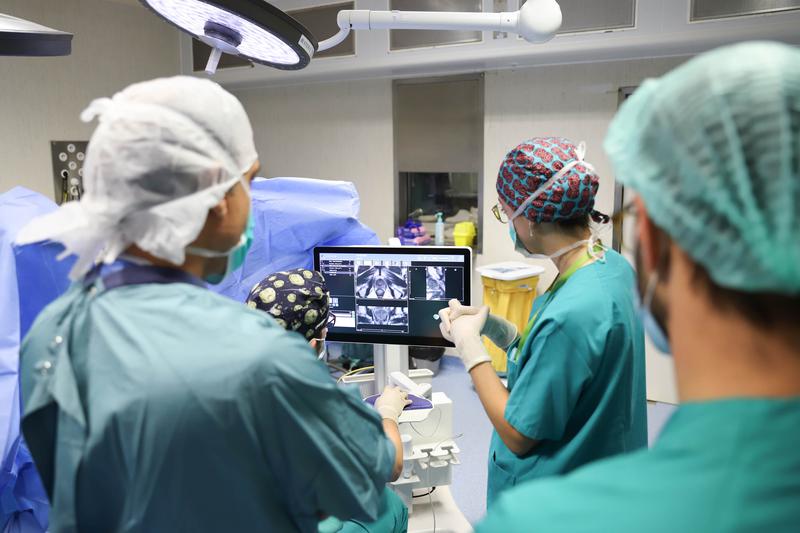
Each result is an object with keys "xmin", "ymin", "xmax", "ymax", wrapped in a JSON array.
[
  {"xmin": 0, "ymin": 13, "xmax": 73, "ymax": 56},
  {"xmin": 139, "ymin": 0, "xmax": 562, "ymax": 74}
]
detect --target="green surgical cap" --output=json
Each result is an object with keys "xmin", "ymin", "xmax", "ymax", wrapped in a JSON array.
[{"xmin": 605, "ymin": 41, "xmax": 800, "ymax": 294}]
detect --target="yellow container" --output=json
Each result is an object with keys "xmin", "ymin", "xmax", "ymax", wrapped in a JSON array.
[
  {"xmin": 478, "ymin": 263, "xmax": 544, "ymax": 373},
  {"xmin": 453, "ymin": 221, "xmax": 477, "ymax": 247}
]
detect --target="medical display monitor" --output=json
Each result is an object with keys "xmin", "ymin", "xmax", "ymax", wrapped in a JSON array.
[{"xmin": 314, "ymin": 246, "xmax": 472, "ymax": 347}]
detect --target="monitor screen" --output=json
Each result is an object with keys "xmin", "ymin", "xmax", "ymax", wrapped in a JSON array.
[{"xmin": 314, "ymin": 246, "xmax": 472, "ymax": 347}]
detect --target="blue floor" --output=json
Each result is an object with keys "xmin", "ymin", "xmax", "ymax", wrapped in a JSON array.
[{"xmin": 430, "ymin": 355, "xmax": 677, "ymax": 526}]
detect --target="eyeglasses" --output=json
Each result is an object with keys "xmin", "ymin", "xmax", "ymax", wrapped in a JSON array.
[{"xmin": 492, "ymin": 203, "xmax": 509, "ymax": 224}]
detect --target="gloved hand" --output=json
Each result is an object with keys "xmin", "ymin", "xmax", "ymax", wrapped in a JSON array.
[
  {"xmin": 438, "ymin": 299, "xmax": 492, "ymax": 372},
  {"xmin": 440, "ymin": 300, "xmax": 519, "ymax": 349},
  {"xmin": 375, "ymin": 386, "xmax": 412, "ymax": 422}
]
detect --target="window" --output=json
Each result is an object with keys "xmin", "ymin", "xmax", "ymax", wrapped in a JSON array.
[
  {"xmin": 394, "ymin": 76, "xmax": 484, "ymax": 249},
  {"xmin": 691, "ymin": 0, "xmax": 800, "ymax": 21},
  {"xmin": 390, "ymin": 0, "xmax": 483, "ymax": 50},
  {"xmin": 520, "ymin": 0, "xmax": 635, "ymax": 34}
]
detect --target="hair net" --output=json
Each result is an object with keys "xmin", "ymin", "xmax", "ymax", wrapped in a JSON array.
[
  {"xmin": 16, "ymin": 76, "xmax": 258, "ymax": 281},
  {"xmin": 246, "ymin": 268, "xmax": 330, "ymax": 340},
  {"xmin": 496, "ymin": 137, "xmax": 601, "ymax": 223},
  {"xmin": 605, "ymin": 41, "xmax": 800, "ymax": 294}
]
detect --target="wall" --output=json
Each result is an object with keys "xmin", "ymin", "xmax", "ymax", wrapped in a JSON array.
[
  {"xmin": 232, "ymin": 79, "xmax": 396, "ymax": 240},
  {"xmin": 0, "ymin": 0, "xmax": 180, "ymax": 197}
]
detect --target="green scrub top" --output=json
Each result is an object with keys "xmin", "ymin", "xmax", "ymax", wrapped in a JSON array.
[
  {"xmin": 20, "ymin": 274, "xmax": 396, "ymax": 533},
  {"xmin": 478, "ymin": 398, "xmax": 800, "ymax": 533},
  {"xmin": 488, "ymin": 249, "xmax": 647, "ymax": 504}
]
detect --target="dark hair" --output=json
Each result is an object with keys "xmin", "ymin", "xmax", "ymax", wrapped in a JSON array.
[
  {"xmin": 553, "ymin": 210, "xmax": 608, "ymax": 232},
  {"xmin": 691, "ymin": 263, "xmax": 800, "ymax": 332}
]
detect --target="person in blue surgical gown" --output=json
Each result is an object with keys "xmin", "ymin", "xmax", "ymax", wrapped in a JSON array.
[{"xmin": 15, "ymin": 76, "xmax": 406, "ymax": 533}]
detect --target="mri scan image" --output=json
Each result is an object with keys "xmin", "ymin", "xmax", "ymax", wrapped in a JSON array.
[
  {"xmin": 356, "ymin": 266, "xmax": 408, "ymax": 299},
  {"xmin": 357, "ymin": 306, "xmax": 409, "ymax": 326},
  {"xmin": 426, "ymin": 266, "xmax": 446, "ymax": 300}
]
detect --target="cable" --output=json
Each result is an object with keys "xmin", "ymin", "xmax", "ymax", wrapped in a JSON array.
[
  {"xmin": 336, "ymin": 365, "xmax": 374, "ymax": 384},
  {"xmin": 409, "ymin": 405, "xmax": 443, "ymax": 438},
  {"xmin": 412, "ymin": 486, "xmax": 436, "ymax": 498},
  {"xmin": 429, "ymin": 486, "xmax": 436, "ymax": 533}
]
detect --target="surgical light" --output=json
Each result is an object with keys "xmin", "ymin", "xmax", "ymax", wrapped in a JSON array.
[
  {"xmin": 139, "ymin": 0, "xmax": 562, "ymax": 75},
  {"xmin": 0, "ymin": 13, "xmax": 72, "ymax": 56}
]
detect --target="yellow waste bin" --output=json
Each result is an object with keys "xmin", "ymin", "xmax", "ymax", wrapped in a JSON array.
[
  {"xmin": 453, "ymin": 221, "xmax": 477, "ymax": 247},
  {"xmin": 478, "ymin": 262, "xmax": 545, "ymax": 373}
]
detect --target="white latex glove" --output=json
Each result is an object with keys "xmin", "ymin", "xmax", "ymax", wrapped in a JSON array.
[
  {"xmin": 375, "ymin": 386, "xmax": 411, "ymax": 422},
  {"xmin": 440, "ymin": 300, "xmax": 519, "ymax": 349},
  {"xmin": 438, "ymin": 299, "xmax": 492, "ymax": 372}
]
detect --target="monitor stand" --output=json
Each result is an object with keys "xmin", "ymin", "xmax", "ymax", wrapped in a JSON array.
[{"xmin": 370, "ymin": 345, "xmax": 464, "ymax": 526}]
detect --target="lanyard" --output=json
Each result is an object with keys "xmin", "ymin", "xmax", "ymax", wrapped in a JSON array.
[{"xmin": 516, "ymin": 249, "xmax": 596, "ymax": 352}]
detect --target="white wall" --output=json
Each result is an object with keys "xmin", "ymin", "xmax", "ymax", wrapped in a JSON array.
[
  {"xmin": 0, "ymin": 0, "xmax": 180, "ymax": 197},
  {"xmin": 232, "ymin": 79, "xmax": 396, "ymax": 241}
]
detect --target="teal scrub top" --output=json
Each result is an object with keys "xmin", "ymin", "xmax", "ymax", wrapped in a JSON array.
[
  {"xmin": 19, "ymin": 275, "xmax": 396, "ymax": 533},
  {"xmin": 334, "ymin": 487, "xmax": 408, "ymax": 533},
  {"xmin": 488, "ymin": 249, "xmax": 647, "ymax": 504},
  {"xmin": 478, "ymin": 398, "xmax": 800, "ymax": 533}
]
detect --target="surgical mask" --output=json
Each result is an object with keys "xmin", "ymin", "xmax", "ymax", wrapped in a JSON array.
[
  {"xmin": 509, "ymin": 219, "xmax": 601, "ymax": 262},
  {"xmin": 186, "ymin": 211, "xmax": 255, "ymax": 284},
  {"xmin": 314, "ymin": 338, "xmax": 327, "ymax": 361},
  {"xmin": 636, "ymin": 271, "xmax": 671, "ymax": 355}
]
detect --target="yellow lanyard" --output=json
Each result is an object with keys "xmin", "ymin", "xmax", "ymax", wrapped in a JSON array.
[{"xmin": 516, "ymin": 250, "xmax": 596, "ymax": 353}]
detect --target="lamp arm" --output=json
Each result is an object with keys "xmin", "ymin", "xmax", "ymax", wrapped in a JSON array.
[{"xmin": 317, "ymin": 0, "xmax": 561, "ymax": 52}]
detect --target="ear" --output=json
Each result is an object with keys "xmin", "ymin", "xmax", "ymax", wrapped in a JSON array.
[
  {"xmin": 309, "ymin": 339, "xmax": 319, "ymax": 351},
  {"xmin": 210, "ymin": 196, "xmax": 229, "ymax": 218},
  {"xmin": 635, "ymin": 196, "xmax": 659, "ymax": 273}
]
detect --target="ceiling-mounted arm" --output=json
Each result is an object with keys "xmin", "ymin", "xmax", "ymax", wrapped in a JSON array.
[{"xmin": 318, "ymin": 0, "xmax": 562, "ymax": 52}]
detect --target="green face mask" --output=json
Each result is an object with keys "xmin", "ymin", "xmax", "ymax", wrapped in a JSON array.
[{"xmin": 187, "ymin": 211, "xmax": 255, "ymax": 285}]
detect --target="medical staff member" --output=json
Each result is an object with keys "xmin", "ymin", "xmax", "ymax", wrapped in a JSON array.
[
  {"xmin": 477, "ymin": 41, "xmax": 800, "ymax": 533},
  {"xmin": 440, "ymin": 137, "xmax": 647, "ymax": 504},
  {"xmin": 16, "ymin": 77, "xmax": 405, "ymax": 533},
  {"xmin": 246, "ymin": 269, "xmax": 409, "ymax": 533}
]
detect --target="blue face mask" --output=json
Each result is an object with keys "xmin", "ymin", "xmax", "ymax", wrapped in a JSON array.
[{"xmin": 635, "ymin": 272, "xmax": 671, "ymax": 355}]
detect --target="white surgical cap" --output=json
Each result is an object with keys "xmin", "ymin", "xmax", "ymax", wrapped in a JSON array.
[
  {"xmin": 605, "ymin": 41, "xmax": 800, "ymax": 294},
  {"xmin": 17, "ymin": 76, "xmax": 258, "ymax": 280}
]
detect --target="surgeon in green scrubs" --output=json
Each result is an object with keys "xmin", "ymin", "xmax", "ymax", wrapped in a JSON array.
[
  {"xmin": 439, "ymin": 137, "xmax": 647, "ymax": 505},
  {"xmin": 16, "ymin": 77, "xmax": 407, "ymax": 533},
  {"xmin": 477, "ymin": 41, "xmax": 800, "ymax": 532}
]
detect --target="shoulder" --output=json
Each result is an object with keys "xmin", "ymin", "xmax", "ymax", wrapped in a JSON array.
[
  {"xmin": 477, "ymin": 449, "xmax": 695, "ymax": 533},
  {"xmin": 541, "ymin": 249, "xmax": 636, "ymax": 329},
  {"xmin": 95, "ymin": 282, "xmax": 318, "ymax": 373}
]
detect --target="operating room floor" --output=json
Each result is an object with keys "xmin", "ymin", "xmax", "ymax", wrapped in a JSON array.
[{"xmin": 430, "ymin": 355, "xmax": 677, "ymax": 526}]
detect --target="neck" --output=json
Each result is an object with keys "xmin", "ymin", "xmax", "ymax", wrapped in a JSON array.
[
  {"xmin": 668, "ymin": 257, "xmax": 800, "ymax": 401},
  {"xmin": 548, "ymin": 228, "xmax": 592, "ymax": 274},
  {"xmin": 124, "ymin": 245, "xmax": 211, "ymax": 280}
]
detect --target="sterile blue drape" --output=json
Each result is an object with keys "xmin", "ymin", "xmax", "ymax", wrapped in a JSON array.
[
  {"xmin": 210, "ymin": 177, "xmax": 379, "ymax": 302},
  {"xmin": 1, "ymin": 187, "xmax": 73, "ymax": 532}
]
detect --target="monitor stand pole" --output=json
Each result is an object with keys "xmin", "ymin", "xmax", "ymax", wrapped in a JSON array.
[{"xmin": 373, "ymin": 344, "xmax": 409, "ymax": 393}]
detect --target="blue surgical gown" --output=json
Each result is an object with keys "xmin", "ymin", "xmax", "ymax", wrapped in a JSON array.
[
  {"xmin": 488, "ymin": 249, "xmax": 647, "ymax": 504},
  {"xmin": 20, "ymin": 274, "xmax": 396, "ymax": 533},
  {"xmin": 1, "ymin": 187, "xmax": 73, "ymax": 532},
  {"xmin": 479, "ymin": 398, "xmax": 800, "ymax": 533}
]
